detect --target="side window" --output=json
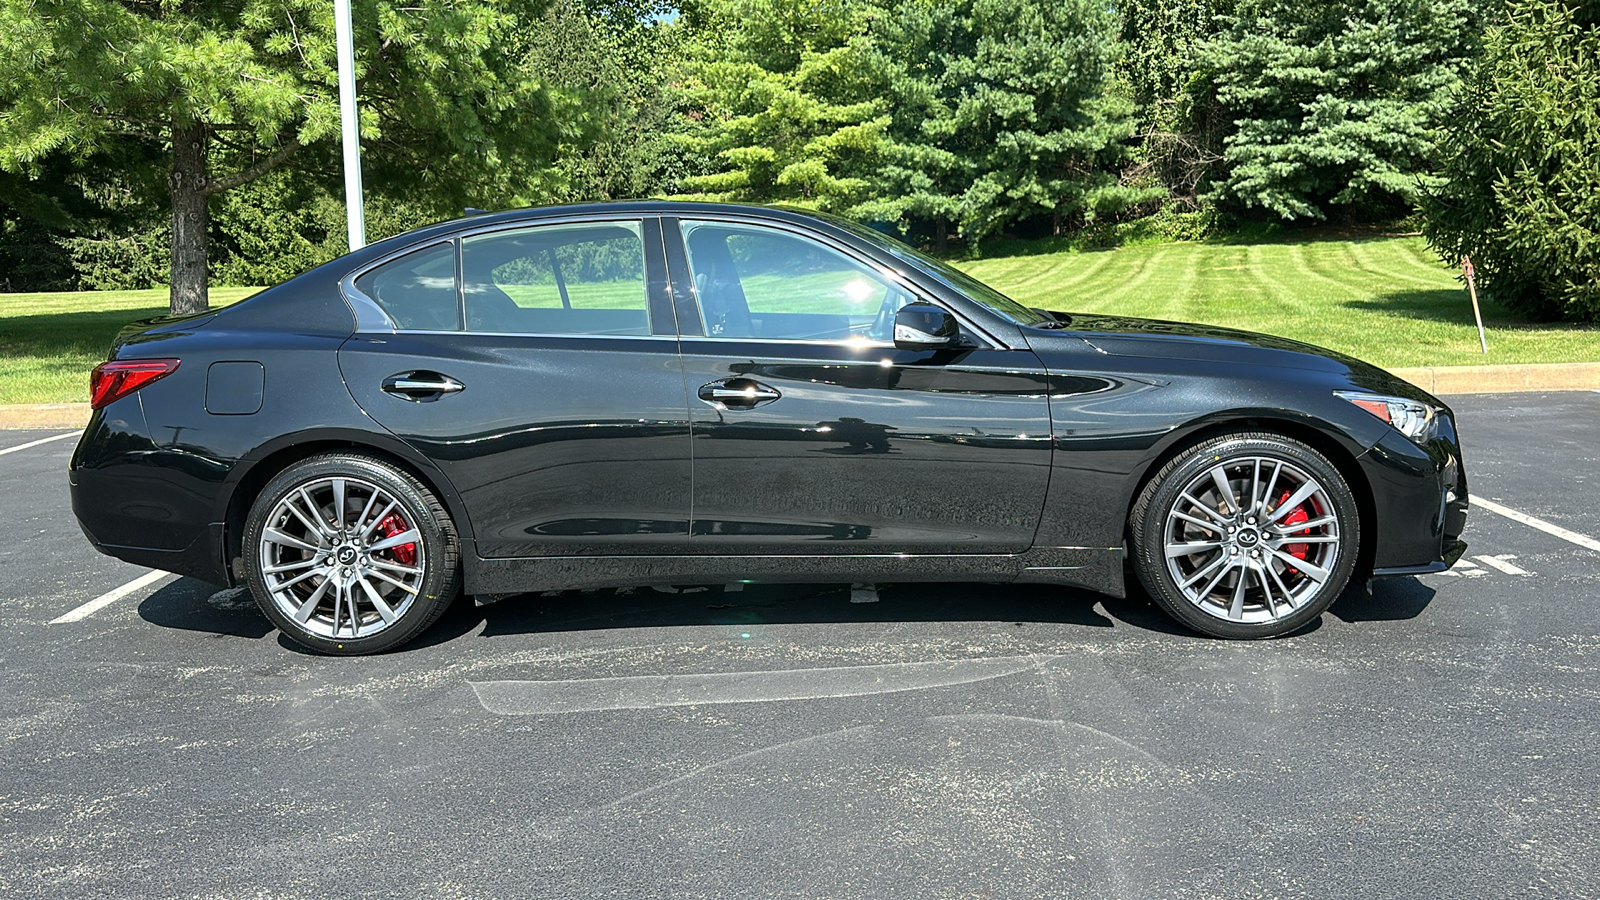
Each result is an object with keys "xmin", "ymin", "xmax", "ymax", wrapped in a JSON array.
[
  {"xmin": 679, "ymin": 221, "xmax": 910, "ymax": 342},
  {"xmin": 354, "ymin": 243, "xmax": 460, "ymax": 331},
  {"xmin": 462, "ymin": 222, "xmax": 649, "ymax": 336}
]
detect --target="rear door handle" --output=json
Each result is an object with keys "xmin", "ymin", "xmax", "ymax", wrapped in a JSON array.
[
  {"xmin": 382, "ymin": 371, "xmax": 464, "ymax": 401},
  {"xmin": 698, "ymin": 378, "xmax": 781, "ymax": 409}
]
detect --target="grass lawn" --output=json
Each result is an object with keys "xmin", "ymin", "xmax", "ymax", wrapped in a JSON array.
[
  {"xmin": 958, "ymin": 234, "xmax": 1600, "ymax": 369},
  {"xmin": 0, "ymin": 287, "xmax": 258, "ymax": 405},
  {"xmin": 2, "ymin": 234, "xmax": 1596, "ymax": 404}
]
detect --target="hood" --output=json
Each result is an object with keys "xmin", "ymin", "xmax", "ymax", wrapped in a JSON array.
[
  {"xmin": 1043, "ymin": 311, "xmax": 1367, "ymax": 368},
  {"xmin": 1032, "ymin": 311, "xmax": 1434, "ymax": 402}
]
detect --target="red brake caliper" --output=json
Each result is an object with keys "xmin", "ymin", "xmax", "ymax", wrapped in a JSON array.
[
  {"xmin": 1275, "ymin": 491, "xmax": 1316, "ymax": 574},
  {"xmin": 378, "ymin": 512, "xmax": 417, "ymax": 566}
]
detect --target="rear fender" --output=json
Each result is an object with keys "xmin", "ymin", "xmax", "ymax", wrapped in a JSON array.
[{"xmin": 219, "ymin": 428, "xmax": 477, "ymax": 581}]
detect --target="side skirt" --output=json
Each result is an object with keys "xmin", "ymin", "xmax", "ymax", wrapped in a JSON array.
[{"xmin": 465, "ymin": 546, "xmax": 1125, "ymax": 602}]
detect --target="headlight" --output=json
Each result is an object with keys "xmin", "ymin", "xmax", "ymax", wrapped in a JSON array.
[{"xmin": 1334, "ymin": 391, "xmax": 1441, "ymax": 443}]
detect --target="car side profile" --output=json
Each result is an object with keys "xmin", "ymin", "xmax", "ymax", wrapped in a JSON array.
[{"xmin": 70, "ymin": 202, "xmax": 1469, "ymax": 653}]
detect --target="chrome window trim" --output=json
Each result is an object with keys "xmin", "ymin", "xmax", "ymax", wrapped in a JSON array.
[
  {"xmin": 341, "ymin": 240, "xmax": 462, "ymax": 334},
  {"xmin": 340, "ymin": 209, "xmax": 1008, "ymax": 349},
  {"xmin": 367, "ymin": 329, "xmax": 679, "ymax": 342},
  {"xmin": 342, "ymin": 216, "xmax": 654, "ymax": 336},
  {"xmin": 676, "ymin": 335, "xmax": 899, "ymax": 349}
]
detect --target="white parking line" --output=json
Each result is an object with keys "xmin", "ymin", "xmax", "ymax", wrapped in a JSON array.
[
  {"xmin": 1437, "ymin": 558, "xmax": 1487, "ymax": 578},
  {"xmin": 49, "ymin": 570, "xmax": 172, "ymax": 624},
  {"xmin": 1473, "ymin": 554, "xmax": 1531, "ymax": 576},
  {"xmin": 0, "ymin": 432, "xmax": 76, "ymax": 457},
  {"xmin": 1472, "ymin": 496, "xmax": 1600, "ymax": 554}
]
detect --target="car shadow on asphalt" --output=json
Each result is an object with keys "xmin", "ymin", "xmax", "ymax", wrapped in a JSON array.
[
  {"xmin": 408, "ymin": 581, "xmax": 1197, "ymax": 652},
  {"xmin": 136, "ymin": 574, "xmax": 1433, "ymax": 652},
  {"xmin": 1329, "ymin": 576, "xmax": 1436, "ymax": 623},
  {"xmin": 137, "ymin": 579, "xmax": 275, "ymax": 640}
]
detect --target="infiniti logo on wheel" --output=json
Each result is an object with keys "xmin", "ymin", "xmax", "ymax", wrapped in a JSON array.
[
  {"xmin": 1238, "ymin": 530, "xmax": 1259, "ymax": 546},
  {"xmin": 337, "ymin": 546, "xmax": 358, "ymax": 565}
]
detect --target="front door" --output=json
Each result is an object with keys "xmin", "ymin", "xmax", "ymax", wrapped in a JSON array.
[
  {"xmin": 667, "ymin": 218, "xmax": 1053, "ymax": 555},
  {"xmin": 338, "ymin": 217, "xmax": 692, "ymax": 558}
]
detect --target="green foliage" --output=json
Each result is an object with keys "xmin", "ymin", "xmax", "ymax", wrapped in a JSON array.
[
  {"xmin": 1115, "ymin": 0, "xmax": 1232, "ymax": 207},
  {"xmin": 0, "ymin": 207, "xmax": 75, "ymax": 291},
  {"xmin": 1196, "ymin": 0, "xmax": 1485, "ymax": 221},
  {"xmin": 1118, "ymin": 0, "xmax": 1230, "ymax": 133},
  {"xmin": 5, "ymin": 148, "xmax": 173, "ymax": 291},
  {"xmin": 0, "ymin": 0, "xmax": 570, "ymax": 310},
  {"xmin": 672, "ymin": 0, "xmax": 889, "ymax": 210},
  {"xmin": 1423, "ymin": 0, "xmax": 1600, "ymax": 322},
  {"xmin": 63, "ymin": 221, "xmax": 171, "ymax": 291},
  {"xmin": 860, "ymin": 0, "xmax": 1161, "ymax": 242},
  {"xmin": 523, "ymin": 0, "xmax": 690, "ymax": 203},
  {"xmin": 675, "ymin": 0, "xmax": 1156, "ymax": 242}
]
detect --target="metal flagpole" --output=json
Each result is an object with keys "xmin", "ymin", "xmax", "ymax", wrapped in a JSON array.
[{"xmin": 334, "ymin": 0, "xmax": 366, "ymax": 251}]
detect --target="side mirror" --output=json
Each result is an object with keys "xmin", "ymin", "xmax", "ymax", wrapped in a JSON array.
[{"xmin": 894, "ymin": 302, "xmax": 960, "ymax": 350}]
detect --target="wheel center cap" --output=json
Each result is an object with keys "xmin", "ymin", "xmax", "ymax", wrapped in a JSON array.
[
  {"xmin": 1237, "ymin": 529, "xmax": 1259, "ymax": 546},
  {"xmin": 336, "ymin": 546, "xmax": 358, "ymax": 565}
]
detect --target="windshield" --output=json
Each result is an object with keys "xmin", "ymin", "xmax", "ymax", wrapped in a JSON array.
[{"xmin": 808, "ymin": 213, "xmax": 1054, "ymax": 327}]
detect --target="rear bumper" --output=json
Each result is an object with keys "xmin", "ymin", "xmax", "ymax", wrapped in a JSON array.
[
  {"xmin": 74, "ymin": 514, "xmax": 230, "ymax": 587},
  {"xmin": 70, "ymin": 402, "xmax": 232, "ymax": 587},
  {"xmin": 1358, "ymin": 413, "xmax": 1469, "ymax": 575}
]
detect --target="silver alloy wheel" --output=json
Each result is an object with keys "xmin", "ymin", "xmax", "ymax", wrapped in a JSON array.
[
  {"xmin": 1162, "ymin": 455, "xmax": 1341, "ymax": 624},
  {"xmin": 256, "ymin": 475, "xmax": 426, "ymax": 640}
]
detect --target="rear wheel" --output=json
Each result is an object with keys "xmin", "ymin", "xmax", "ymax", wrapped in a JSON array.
[
  {"xmin": 243, "ymin": 453, "xmax": 460, "ymax": 655},
  {"xmin": 1130, "ymin": 432, "xmax": 1360, "ymax": 639}
]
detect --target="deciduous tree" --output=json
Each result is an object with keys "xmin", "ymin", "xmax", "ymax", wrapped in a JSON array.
[{"xmin": 0, "ymin": 0, "xmax": 567, "ymax": 313}]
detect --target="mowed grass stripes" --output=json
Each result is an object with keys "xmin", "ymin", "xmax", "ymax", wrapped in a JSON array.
[
  {"xmin": 960, "ymin": 235, "xmax": 1600, "ymax": 369},
  {"xmin": 1, "ymin": 235, "xmax": 1597, "ymax": 404},
  {"xmin": 0, "ymin": 288, "xmax": 257, "ymax": 405}
]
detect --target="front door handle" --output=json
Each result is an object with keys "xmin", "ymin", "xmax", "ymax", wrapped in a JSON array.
[
  {"xmin": 382, "ymin": 371, "xmax": 464, "ymax": 401},
  {"xmin": 698, "ymin": 378, "xmax": 781, "ymax": 409}
]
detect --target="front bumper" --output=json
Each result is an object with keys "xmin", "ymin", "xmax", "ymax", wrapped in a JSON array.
[{"xmin": 1359, "ymin": 413, "xmax": 1469, "ymax": 576}]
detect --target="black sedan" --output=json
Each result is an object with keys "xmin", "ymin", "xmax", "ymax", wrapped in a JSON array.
[{"xmin": 71, "ymin": 202, "xmax": 1469, "ymax": 654}]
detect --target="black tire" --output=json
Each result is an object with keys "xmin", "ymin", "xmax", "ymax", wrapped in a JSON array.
[
  {"xmin": 1129, "ymin": 431, "xmax": 1360, "ymax": 639},
  {"xmin": 242, "ymin": 453, "xmax": 461, "ymax": 655}
]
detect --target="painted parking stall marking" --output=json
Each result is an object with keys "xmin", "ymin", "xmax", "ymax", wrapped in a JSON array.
[
  {"xmin": 49, "ymin": 570, "xmax": 172, "ymax": 624},
  {"xmin": 0, "ymin": 432, "xmax": 76, "ymax": 458},
  {"xmin": 1471, "ymin": 496, "xmax": 1600, "ymax": 554},
  {"xmin": 1435, "ymin": 554, "xmax": 1532, "ymax": 578},
  {"xmin": 1473, "ymin": 554, "xmax": 1531, "ymax": 576}
]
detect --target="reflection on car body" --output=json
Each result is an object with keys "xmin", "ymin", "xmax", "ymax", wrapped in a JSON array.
[{"xmin": 71, "ymin": 202, "xmax": 1468, "ymax": 654}]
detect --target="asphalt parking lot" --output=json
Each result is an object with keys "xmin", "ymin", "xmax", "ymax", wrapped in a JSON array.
[{"xmin": 3, "ymin": 392, "xmax": 1598, "ymax": 899}]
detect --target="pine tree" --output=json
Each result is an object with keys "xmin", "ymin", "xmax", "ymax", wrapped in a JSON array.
[
  {"xmin": 0, "ymin": 0, "xmax": 569, "ymax": 313},
  {"xmin": 1197, "ymin": 0, "xmax": 1484, "ymax": 221},
  {"xmin": 1423, "ymin": 0, "xmax": 1600, "ymax": 321},
  {"xmin": 671, "ymin": 0, "xmax": 890, "ymax": 211},
  {"xmin": 858, "ymin": 0, "xmax": 1158, "ymax": 242}
]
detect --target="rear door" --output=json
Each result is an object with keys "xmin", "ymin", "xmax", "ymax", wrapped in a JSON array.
[
  {"xmin": 337, "ymin": 216, "xmax": 692, "ymax": 558},
  {"xmin": 665, "ymin": 216, "xmax": 1053, "ymax": 555}
]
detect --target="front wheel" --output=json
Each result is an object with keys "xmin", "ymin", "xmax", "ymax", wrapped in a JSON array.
[
  {"xmin": 242, "ymin": 453, "xmax": 461, "ymax": 655},
  {"xmin": 1129, "ymin": 432, "xmax": 1360, "ymax": 639}
]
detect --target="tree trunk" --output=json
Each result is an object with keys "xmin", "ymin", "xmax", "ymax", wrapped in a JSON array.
[
  {"xmin": 169, "ymin": 121, "xmax": 210, "ymax": 316},
  {"xmin": 935, "ymin": 215, "xmax": 949, "ymax": 252}
]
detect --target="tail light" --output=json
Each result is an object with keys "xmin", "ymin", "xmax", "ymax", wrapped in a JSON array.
[{"xmin": 90, "ymin": 359, "xmax": 180, "ymax": 410}]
